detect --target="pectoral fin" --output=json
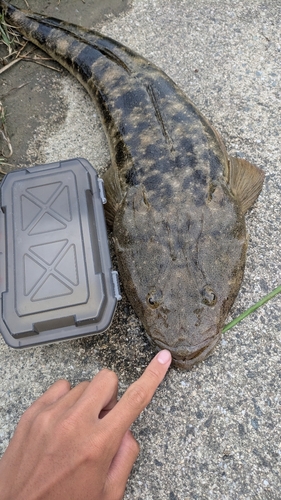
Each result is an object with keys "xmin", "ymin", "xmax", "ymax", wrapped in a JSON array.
[{"xmin": 228, "ymin": 156, "xmax": 265, "ymax": 215}]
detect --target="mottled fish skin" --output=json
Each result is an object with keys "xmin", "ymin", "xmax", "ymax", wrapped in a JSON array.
[{"xmin": 0, "ymin": 2, "xmax": 264, "ymax": 369}]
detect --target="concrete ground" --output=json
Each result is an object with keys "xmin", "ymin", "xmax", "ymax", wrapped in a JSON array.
[{"xmin": 0, "ymin": 0, "xmax": 281, "ymax": 498}]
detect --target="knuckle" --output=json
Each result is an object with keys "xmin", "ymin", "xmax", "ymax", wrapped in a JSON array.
[
  {"xmin": 40, "ymin": 409, "xmax": 55, "ymax": 428},
  {"xmin": 30, "ymin": 408, "xmax": 54, "ymax": 436},
  {"xmin": 54, "ymin": 379, "xmax": 71, "ymax": 392},
  {"xmin": 17, "ymin": 412, "xmax": 33, "ymax": 434},
  {"xmin": 57, "ymin": 408, "xmax": 85, "ymax": 436},
  {"xmin": 49, "ymin": 412, "xmax": 84, "ymax": 445},
  {"xmin": 19, "ymin": 405, "xmax": 35, "ymax": 425},
  {"xmin": 84, "ymin": 431, "xmax": 108, "ymax": 463},
  {"xmin": 128, "ymin": 435, "xmax": 140, "ymax": 457},
  {"xmin": 126, "ymin": 383, "xmax": 148, "ymax": 410},
  {"xmin": 80, "ymin": 443, "xmax": 98, "ymax": 464},
  {"xmin": 97, "ymin": 369, "xmax": 118, "ymax": 395},
  {"xmin": 100, "ymin": 369, "xmax": 118, "ymax": 386},
  {"xmin": 58, "ymin": 415, "xmax": 76, "ymax": 435},
  {"xmin": 146, "ymin": 365, "xmax": 161, "ymax": 384}
]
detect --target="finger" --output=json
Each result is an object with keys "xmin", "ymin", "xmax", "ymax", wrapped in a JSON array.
[
  {"xmin": 104, "ymin": 350, "xmax": 171, "ymax": 444},
  {"xmin": 105, "ymin": 430, "xmax": 139, "ymax": 498},
  {"xmin": 16, "ymin": 379, "xmax": 71, "ymax": 431},
  {"xmin": 35, "ymin": 379, "xmax": 71, "ymax": 406},
  {"xmin": 45, "ymin": 381, "xmax": 90, "ymax": 413},
  {"xmin": 22, "ymin": 380, "xmax": 71, "ymax": 416},
  {"xmin": 70, "ymin": 369, "xmax": 118, "ymax": 421},
  {"xmin": 10, "ymin": 380, "xmax": 71, "ymax": 446},
  {"xmin": 30, "ymin": 381, "xmax": 90, "ymax": 415}
]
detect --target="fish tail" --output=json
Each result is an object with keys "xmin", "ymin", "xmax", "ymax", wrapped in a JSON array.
[
  {"xmin": 0, "ymin": 1, "xmax": 155, "ymax": 80},
  {"xmin": 0, "ymin": 1, "xmax": 13, "ymax": 19},
  {"xmin": 0, "ymin": 0, "xmax": 9, "ymax": 11},
  {"xmin": 0, "ymin": 1, "xmax": 134, "ymax": 79},
  {"xmin": 0, "ymin": 2, "xmax": 48, "ymax": 47},
  {"xmin": 0, "ymin": 3, "xmax": 99, "ymax": 86}
]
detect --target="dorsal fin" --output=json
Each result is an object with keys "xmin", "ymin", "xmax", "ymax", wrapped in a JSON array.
[{"xmin": 228, "ymin": 156, "xmax": 265, "ymax": 215}]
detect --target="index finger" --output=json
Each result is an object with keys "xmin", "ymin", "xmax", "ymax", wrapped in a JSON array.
[{"xmin": 105, "ymin": 349, "xmax": 171, "ymax": 438}]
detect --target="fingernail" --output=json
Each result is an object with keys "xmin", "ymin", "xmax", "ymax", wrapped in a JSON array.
[{"xmin": 156, "ymin": 349, "xmax": 172, "ymax": 365}]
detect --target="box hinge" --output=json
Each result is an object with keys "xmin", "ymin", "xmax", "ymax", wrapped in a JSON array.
[
  {"xmin": 111, "ymin": 271, "xmax": 122, "ymax": 301},
  {"xmin": 98, "ymin": 178, "xmax": 107, "ymax": 204}
]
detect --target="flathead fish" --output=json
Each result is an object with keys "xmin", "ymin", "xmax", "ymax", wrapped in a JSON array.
[{"xmin": 0, "ymin": 1, "xmax": 264, "ymax": 369}]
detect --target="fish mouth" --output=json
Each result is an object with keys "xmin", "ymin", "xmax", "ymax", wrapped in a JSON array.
[
  {"xmin": 147, "ymin": 329, "xmax": 221, "ymax": 370},
  {"xmin": 171, "ymin": 335, "xmax": 220, "ymax": 370}
]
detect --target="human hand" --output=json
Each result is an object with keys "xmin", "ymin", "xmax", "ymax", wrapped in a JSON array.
[{"xmin": 0, "ymin": 349, "xmax": 171, "ymax": 500}]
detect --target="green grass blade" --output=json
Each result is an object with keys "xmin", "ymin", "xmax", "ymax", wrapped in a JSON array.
[
  {"xmin": 0, "ymin": 14, "xmax": 12, "ymax": 48},
  {"xmin": 222, "ymin": 284, "xmax": 281, "ymax": 333},
  {"xmin": 0, "ymin": 25, "xmax": 9, "ymax": 44}
]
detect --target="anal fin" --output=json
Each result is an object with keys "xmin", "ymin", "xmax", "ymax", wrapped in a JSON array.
[{"xmin": 228, "ymin": 156, "xmax": 265, "ymax": 215}]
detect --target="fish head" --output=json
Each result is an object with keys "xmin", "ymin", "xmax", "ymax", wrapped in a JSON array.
[{"xmin": 114, "ymin": 183, "xmax": 247, "ymax": 369}]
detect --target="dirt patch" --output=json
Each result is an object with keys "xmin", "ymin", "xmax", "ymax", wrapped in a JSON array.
[
  {"xmin": 0, "ymin": 0, "xmax": 131, "ymax": 171},
  {"xmin": 11, "ymin": 0, "xmax": 132, "ymax": 28}
]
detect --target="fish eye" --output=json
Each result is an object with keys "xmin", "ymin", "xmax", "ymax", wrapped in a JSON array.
[
  {"xmin": 201, "ymin": 285, "xmax": 217, "ymax": 306},
  {"xmin": 147, "ymin": 290, "xmax": 162, "ymax": 309}
]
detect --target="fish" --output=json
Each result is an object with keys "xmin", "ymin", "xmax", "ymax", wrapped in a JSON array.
[{"xmin": 0, "ymin": 1, "xmax": 265, "ymax": 369}]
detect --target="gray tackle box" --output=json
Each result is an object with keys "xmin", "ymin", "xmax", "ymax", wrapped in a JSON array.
[{"xmin": 0, "ymin": 158, "xmax": 121, "ymax": 348}]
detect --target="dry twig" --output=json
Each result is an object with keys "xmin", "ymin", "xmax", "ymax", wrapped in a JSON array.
[{"xmin": 0, "ymin": 102, "xmax": 13, "ymax": 159}]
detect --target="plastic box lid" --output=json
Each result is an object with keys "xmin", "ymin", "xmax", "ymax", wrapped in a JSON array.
[{"xmin": 0, "ymin": 158, "xmax": 121, "ymax": 348}]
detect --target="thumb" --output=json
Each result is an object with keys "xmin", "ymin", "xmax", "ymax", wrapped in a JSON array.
[{"xmin": 105, "ymin": 430, "xmax": 139, "ymax": 499}]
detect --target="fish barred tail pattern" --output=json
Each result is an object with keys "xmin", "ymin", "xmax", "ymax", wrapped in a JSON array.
[{"xmin": 0, "ymin": 0, "xmax": 8, "ymax": 10}]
